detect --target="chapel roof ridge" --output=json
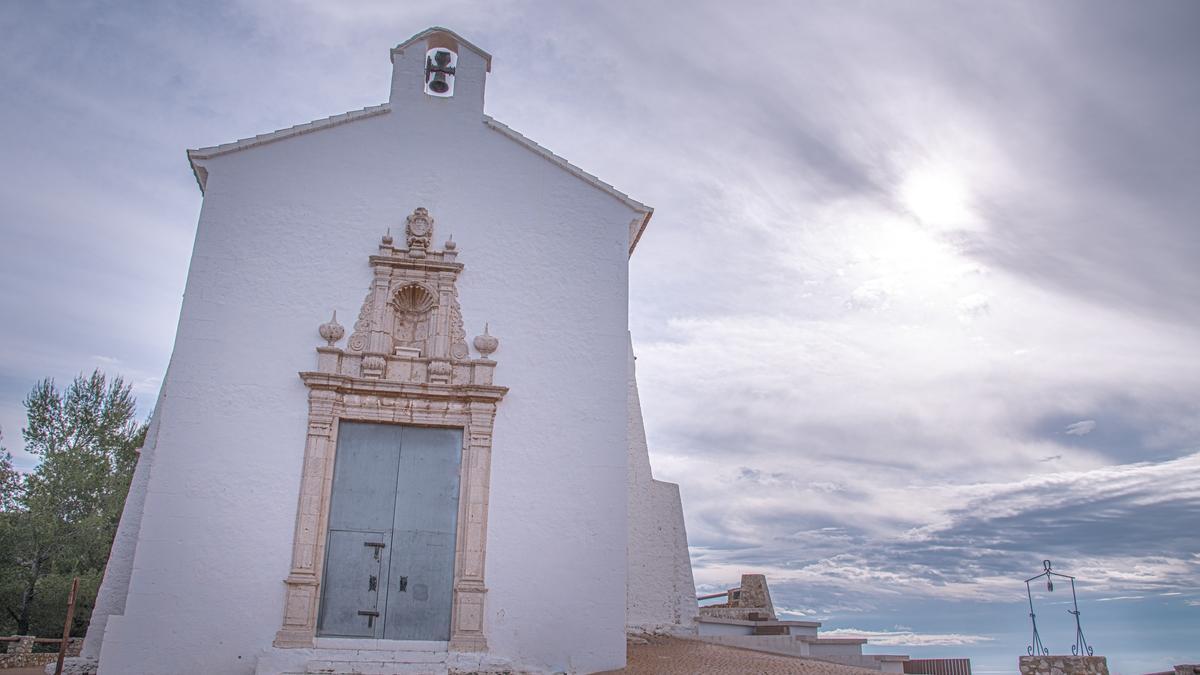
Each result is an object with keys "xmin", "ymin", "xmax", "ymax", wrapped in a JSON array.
[
  {"xmin": 482, "ymin": 115, "xmax": 653, "ymax": 251},
  {"xmin": 183, "ymin": 29, "xmax": 653, "ymax": 253},
  {"xmin": 392, "ymin": 26, "xmax": 492, "ymax": 72},
  {"xmin": 186, "ymin": 103, "xmax": 391, "ymax": 192},
  {"xmin": 184, "ymin": 106, "xmax": 650, "ymax": 212}
]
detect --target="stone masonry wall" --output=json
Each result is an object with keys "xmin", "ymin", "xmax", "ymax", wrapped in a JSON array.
[
  {"xmin": 1019, "ymin": 655, "xmax": 1108, "ymax": 675},
  {"xmin": 0, "ymin": 636, "xmax": 83, "ymax": 669}
]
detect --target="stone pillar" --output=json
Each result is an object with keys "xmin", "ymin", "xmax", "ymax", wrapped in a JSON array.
[
  {"xmin": 448, "ymin": 401, "xmax": 497, "ymax": 652},
  {"xmin": 274, "ymin": 388, "xmax": 339, "ymax": 648},
  {"xmin": 736, "ymin": 574, "xmax": 776, "ymax": 619}
]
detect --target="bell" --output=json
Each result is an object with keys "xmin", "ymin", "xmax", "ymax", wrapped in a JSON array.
[{"xmin": 425, "ymin": 50, "xmax": 456, "ymax": 95}]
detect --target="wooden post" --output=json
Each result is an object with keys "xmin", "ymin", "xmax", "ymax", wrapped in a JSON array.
[{"xmin": 53, "ymin": 576, "xmax": 78, "ymax": 675}]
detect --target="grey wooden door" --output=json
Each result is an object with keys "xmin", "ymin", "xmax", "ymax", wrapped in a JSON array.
[
  {"xmin": 316, "ymin": 422, "xmax": 462, "ymax": 641},
  {"xmin": 383, "ymin": 426, "xmax": 462, "ymax": 640}
]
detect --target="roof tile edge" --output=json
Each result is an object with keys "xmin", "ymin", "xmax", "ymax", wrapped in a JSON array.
[
  {"xmin": 186, "ymin": 103, "xmax": 392, "ymax": 193},
  {"xmin": 390, "ymin": 26, "xmax": 493, "ymax": 72},
  {"xmin": 482, "ymin": 115, "xmax": 653, "ymax": 256}
]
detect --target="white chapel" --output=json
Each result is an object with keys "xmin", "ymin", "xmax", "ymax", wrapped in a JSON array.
[{"xmin": 77, "ymin": 27, "xmax": 697, "ymax": 675}]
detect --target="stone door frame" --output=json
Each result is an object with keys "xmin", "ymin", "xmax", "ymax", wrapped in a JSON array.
[
  {"xmin": 274, "ymin": 373, "xmax": 504, "ymax": 652},
  {"xmin": 274, "ymin": 215, "xmax": 506, "ymax": 652}
]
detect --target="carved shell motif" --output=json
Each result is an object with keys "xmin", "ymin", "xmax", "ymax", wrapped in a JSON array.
[{"xmin": 392, "ymin": 283, "xmax": 437, "ymax": 314}]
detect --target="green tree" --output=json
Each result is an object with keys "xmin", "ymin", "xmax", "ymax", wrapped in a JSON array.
[
  {"xmin": 0, "ymin": 430, "xmax": 21, "ymax": 510},
  {"xmin": 0, "ymin": 371, "xmax": 146, "ymax": 636}
]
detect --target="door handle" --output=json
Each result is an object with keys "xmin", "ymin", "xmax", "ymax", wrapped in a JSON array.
[
  {"xmin": 357, "ymin": 609, "xmax": 380, "ymax": 628},
  {"xmin": 363, "ymin": 541, "xmax": 386, "ymax": 560}
]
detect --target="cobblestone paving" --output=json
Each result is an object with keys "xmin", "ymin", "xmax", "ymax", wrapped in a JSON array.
[{"xmin": 599, "ymin": 637, "xmax": 883, "ymax": 675}]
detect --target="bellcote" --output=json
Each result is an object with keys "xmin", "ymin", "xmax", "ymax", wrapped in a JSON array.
[{"xmin": 389, "ymin": 27, "xmax": 491, "ymax": 115}]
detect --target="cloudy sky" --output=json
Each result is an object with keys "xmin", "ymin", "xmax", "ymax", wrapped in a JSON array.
[{"xmin": 1, "ymin": 1, "xmax": 1197, "ymax": 673}]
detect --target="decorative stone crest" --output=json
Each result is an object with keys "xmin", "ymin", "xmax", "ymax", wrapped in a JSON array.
[
  {"xmin": 405, "ymin": 206, "xmax": 434, "ymax": 258},
  {"xmin": 275, "ymin": 208, "xmax": 505, "ymax": 653},
  {"xmin": 342, "ymin": 208, "xmax": 477, "ymax": 383}
]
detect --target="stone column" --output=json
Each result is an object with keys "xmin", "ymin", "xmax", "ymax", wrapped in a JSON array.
[
  {"xmin": 448, "ymin": 401, "xmax": 496, "ymax": 652},
  {"xmin": 274, "ymin": 388, "xmax": 339, "ymax": 647}
]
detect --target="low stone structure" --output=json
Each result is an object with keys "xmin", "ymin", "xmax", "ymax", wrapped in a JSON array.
[
  {"xmin": 609, "ymin": 636, "xmax": 901, "ymax": 675},
  {"xmin": 1018, "ymin": 655, "xmax": 1108, "ymax": 675},
  {"xmin": 695, "ymin": 575, "xmax": 908, "ymax": 672},
  {"xmin": 699, "ymin": 574, "xmax": 777, "ymax": 621},
  {"xmin": 0, "ymin": 635, "xmax": 82, "ymax": 670}
]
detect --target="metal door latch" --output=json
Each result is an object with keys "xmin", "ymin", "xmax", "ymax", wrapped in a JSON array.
[
  {"xmin": 357, "ymin": 609, "xmax": 379, "ymax": 628},
  {"xmin": 363, "ymin": 541, "xmax": 386, "ymax": 560}
]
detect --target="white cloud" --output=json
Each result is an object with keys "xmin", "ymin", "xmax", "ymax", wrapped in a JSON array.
[
  {"xmin": 1065, "ymin": 420, "xmax": 1097, "ymax": 436},
  {"xmin": 2, "ymin": 2, "xmax": 1199, "ymax": 666},
  {"xmin": 957, "ymin": 292, "xmax": 991, "ymax": 321},
  {"xmin": 821, "ymin": 628, "xmax": 994, "ymax": 647}
]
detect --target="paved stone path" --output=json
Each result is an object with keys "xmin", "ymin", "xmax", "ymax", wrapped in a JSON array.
[{"xmin": 599, "ymin": 637, "xmax": 883, "ymax": 675}]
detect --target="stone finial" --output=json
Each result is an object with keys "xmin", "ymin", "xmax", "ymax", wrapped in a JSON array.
[
  {"xmin": 318, "ymin": 311, "xmax": 345, "ymax": 346},
  {"xmin": 382, "ymin": 228, "xmax": 393, "ymax": 246},
  {"xmin": 473, "ymin": 323, "xmax": 498, "ymax": 360},
  {"xmin": 444, "ymin": 234, "xmax": 457, "ymax": 251}
]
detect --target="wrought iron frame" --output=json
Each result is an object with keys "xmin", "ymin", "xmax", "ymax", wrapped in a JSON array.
[{"xmin": 1024, "ymin": 559, "xmax": 1093, "ymax": 657}]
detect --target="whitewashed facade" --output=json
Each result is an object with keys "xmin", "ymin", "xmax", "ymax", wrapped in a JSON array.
[{"xmin": 81, "ymin": 28, "xmax": 695, "ymax": 675}]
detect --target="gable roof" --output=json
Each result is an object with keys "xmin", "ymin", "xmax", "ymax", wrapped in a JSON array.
[
  {"xmin": 391, "ymin": 27, "xmax": 492, "ymax": 72},
  {"xmin": 186, "ymin": 107, "xmax": 653, "ymax": 255},
  {"xmin": 483, "ymin": 116, "xmax": 652, "ymax": 254},
  {"xmin": 186, "ymin": 103, "xmax": 391, "ymax": 192}
]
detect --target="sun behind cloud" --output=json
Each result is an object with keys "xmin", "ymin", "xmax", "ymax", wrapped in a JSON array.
[{"xmin": 899, "ymin": 164, "xmax": 979, "ymax": 231}]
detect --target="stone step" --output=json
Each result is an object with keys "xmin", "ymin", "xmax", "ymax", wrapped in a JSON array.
[
  {"xmin": 304, "ymin": 661, "xmax": 448, "ymax": 675},
  {"xmin": 307, "ymin": 649, "xmax": 448, "ymax": 664}
]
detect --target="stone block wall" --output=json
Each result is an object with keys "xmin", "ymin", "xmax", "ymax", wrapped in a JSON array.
[
  {"xmin": 1019, "ymin": 655, "xmax": 1108, "ymax": 675},
  {"xmin": 0, "ymin": 636, "xmax": 83, "ymax": 669}
]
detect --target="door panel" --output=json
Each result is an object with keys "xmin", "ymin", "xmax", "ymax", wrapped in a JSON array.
[
  {"xmin": 383, "ymin": 426, "xmax": 463, "ymax": 641},
  {"xmin": 317, "ymin": 422, "xmax": 402, "ymax": 638},
  {"xmin": 326, "ymin": 422, "xmax": 404, "ymax": 532},
  {"xmin": 318, "ymin": 422, "xmax": 461, "ymax": 642},
  {"xmin": 317, "ymin": 530, "xmax": 388, "ymax": 638}
]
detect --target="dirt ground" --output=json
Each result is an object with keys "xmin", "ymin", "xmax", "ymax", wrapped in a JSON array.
[
  {"xmin": 1, "ymin": 639, "xmax": 883, "ymax": 675},
  {"xmin": 598, "ymin": 637, "xmax": 883, "ymax": 675}
]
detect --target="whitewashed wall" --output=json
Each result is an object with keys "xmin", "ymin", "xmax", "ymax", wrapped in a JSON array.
[
  {"xmin": 626, "ymin": 343, "xmax": 699, "ymax": 634},
  {"xmin": 93, "ymin": 36, "xmax": 642, "ymax": 675}
]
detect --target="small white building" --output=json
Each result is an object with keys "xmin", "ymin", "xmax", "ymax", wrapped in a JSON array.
[{"xmin": 81, "ymin": 27, "xmax": 696, "ymax": 675}]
